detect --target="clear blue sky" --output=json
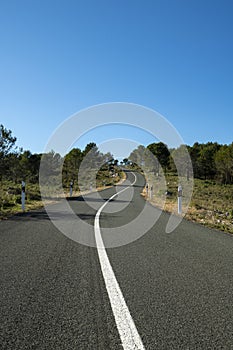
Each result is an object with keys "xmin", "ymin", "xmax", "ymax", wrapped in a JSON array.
[{"xmin": 1, "ymin": 0, "xmax": 233, "ymax": 157}]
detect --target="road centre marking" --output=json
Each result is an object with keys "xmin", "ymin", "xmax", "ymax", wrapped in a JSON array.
[{"xmin": 94, "ymin": 172, "xmax": 145, "ymax": 350}]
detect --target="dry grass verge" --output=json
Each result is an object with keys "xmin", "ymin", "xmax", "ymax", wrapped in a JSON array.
[
  {"xmin": 142, "ymin": 174, "xmax": 233, "ymax": 234},
  {"xmin": 0, "ymin": 170, "xmax": 126, "ymax": 219}
]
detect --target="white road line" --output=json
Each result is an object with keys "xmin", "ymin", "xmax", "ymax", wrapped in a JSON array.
[{"xmin": 94, "ymin": 172, "xmax": 145, "ymax": 350}]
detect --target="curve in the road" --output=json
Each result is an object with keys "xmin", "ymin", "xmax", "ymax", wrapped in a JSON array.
[{"xmin": 94, "ymin": 172, "xmax": 145, "ymax": 350}]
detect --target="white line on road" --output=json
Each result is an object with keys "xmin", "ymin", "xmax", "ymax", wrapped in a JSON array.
[{"xmin": 94, "ymin": 172, "xmax": 145, "ymax": 350}]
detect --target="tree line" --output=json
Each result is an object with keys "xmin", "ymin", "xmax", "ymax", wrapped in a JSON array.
[
  {"xmin": 1, "ymin": 124, "xmax": 233, "ymax": 185},
  {"xmin": 129, "ymin": 141, "xmax": 233, "ymax": 184},
  {"xmin": 0, "ymin": 124, "xmax": 115, "ymax": 188}
]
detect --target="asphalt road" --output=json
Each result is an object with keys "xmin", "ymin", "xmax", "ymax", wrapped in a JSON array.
[{"xmin": 1, "ymin": 171, "xmax": 233, "ymax": 349}]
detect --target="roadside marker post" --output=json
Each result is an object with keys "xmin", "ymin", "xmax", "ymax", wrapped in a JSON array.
[
  {"xmin": 150, "ymin": 185, "xmax": 153, "ymax": 199},
  {"xmin": 70, "ymin": 181, "xmax": 73, "ymax": 197},
  {"xmin": 21, "ymin": 181, "xmax": 26, "ymax": 211},
  {"xmin": 178, "ymin": 185, "xmax": 182, "ymax": 214},
  {"xmin": 90, "ymin": 183, "xmax": 93, "ymax": 192},
  {"xmin": 146, "ymin": 183, "xmax": 149, "ymax": 195}
]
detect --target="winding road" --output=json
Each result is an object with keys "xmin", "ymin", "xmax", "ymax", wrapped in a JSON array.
[{"xmin": 1, "ymin": 171, "xmax": 233, "ymax": 349}]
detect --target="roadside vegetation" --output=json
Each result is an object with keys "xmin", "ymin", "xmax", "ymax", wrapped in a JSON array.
[
  {"xmin": 1, "ymin": 123, "xmax": 233, "ymax": 234},
  {"xmin": 141, "ymin": 174, "xmax": 233, "ymax": 234},
  {"xmin": 128, "ymin": 142, "xmax": 233, "ymax": 234},
  {"xmin": 0, "ymin": 124, "xmax": 124, "ymax": 218}
]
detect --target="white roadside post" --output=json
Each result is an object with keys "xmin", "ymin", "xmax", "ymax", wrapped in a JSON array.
[
  {"xmin": 146, "ymin": 183, "xmax": 149, "ymax": 195},
  {"xmin": 178, "ymin": 185, "xmax": 182, "ymax": 214},
  {"xmin": 21, "ymin": 181, "xmax": 26, "ymax": 211},
  {"xmin": 70, "ymin": 180, "xmax": 73, "ymax": 197},
  {"xmin": 150, "ymin": 185, "xmax": 153, "ymax": 199},
  {"xmin": 90, "ymin": 183, "xmax": 93, "ymax": 192}
]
